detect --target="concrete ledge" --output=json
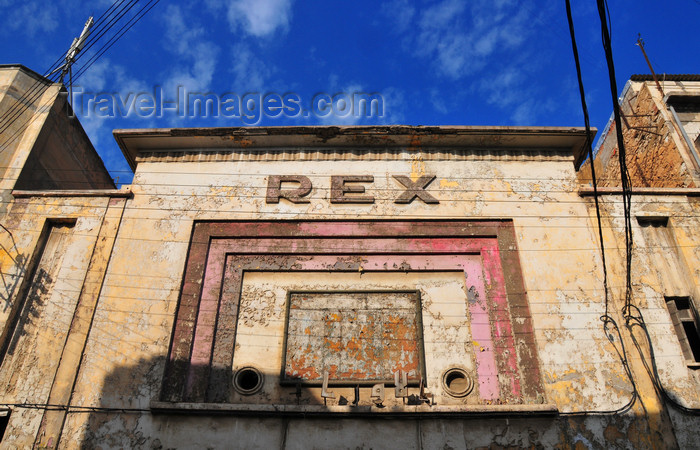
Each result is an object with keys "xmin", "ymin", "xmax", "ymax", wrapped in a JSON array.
[
  {"xmin": 114, "ymin": 125, "xmax": 593, "ymax": 171},
  {"xmin": 12, "ymin": 188, "xmax": 132, "ymax": 198},
  {"xmin": 578, "ymin": 186, "xmax": 700, "ymax": 196},
  {"xmin": 150, "ymin": 401, "xmax": 559, "ymax": 418}
]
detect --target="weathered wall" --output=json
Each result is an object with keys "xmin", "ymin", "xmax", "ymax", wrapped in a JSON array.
[
  {"xmin": 0, "ymin": 194, "xmax": 113, "ymax": 447},
  {"xmin": 0, "ymin": 65, "xmax": 114, "ymax": 195},
  {"xmin": 574, "ymin": 78, "xmax": 700, "ymax": 446},
  {"xmin": 577, "ymin": 189, "xmax": 700, "ymax": 449},
  {"xmin": 1, "ymin": 120, "xmax": 699, "ymax": 447},
  {"xmin": 0, "ymin": 67, "xmax": 60, "ymax": 217},
  {"xmin": 14, "ymin": 95, "xmax": 115, "ymax": 190},
  {"xmin": 580, "ymin": 82, "xmax": 699, "ymax": 188},
  {"xmin": 47, "ymin": 146, "xmax": 699, "ymax": 448}
]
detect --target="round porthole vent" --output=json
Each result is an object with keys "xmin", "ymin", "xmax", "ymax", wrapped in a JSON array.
[
  {"xmin": 233, "ymin": 366, "xmax": 264, "ymax": 395},
  {"xmin": 441, "ymin": 367, "xmax": 474, "ymax": 398}
]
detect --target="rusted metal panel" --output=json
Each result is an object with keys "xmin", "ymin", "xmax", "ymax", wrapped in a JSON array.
[{"xmin": 283, "ymin": 291, "xmax": 424, "ymax": 384}]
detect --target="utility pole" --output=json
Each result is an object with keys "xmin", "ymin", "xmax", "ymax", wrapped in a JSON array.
[
  {"xmin": 49, "ymin": 16, "xmax": 94, "ymax": 104},
  {"xmin": 636, "ymin": 35, "xmax": 663, "ymax": 95}
]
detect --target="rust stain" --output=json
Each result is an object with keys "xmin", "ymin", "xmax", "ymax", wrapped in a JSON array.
[{"xmin": 284, "ymin": 291, "xmax": 421, "ymax": 382}]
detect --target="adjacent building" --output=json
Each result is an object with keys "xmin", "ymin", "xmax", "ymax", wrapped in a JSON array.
[{"xmin": 0, "ymin": 65, "xmax": 699, "ymax": 448}]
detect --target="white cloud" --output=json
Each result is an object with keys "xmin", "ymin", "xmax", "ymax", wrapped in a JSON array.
[
  {"xmin": 419, "ymin": 0, "xmax": 465, "ymax": 30},
  {"xmin": 74, "ymin": 59, "xmax": 111, "ymax": 92},
  {"xmin": 476, "ymin": 65, "xmax": 557, "ymax": 125},
  {"xmin": 430, "ymin": 89, "xmax": 448, "ymax": 115},
  {"xmin": 381, "ymin": 0, "xmax": 414, "ymax": 33},
  {"xmin": 72, "ymin": 58, "xmax": 153, "ymax": 147},
  {"xmin": 314, "ymin": 82, "xmax": 366, "ymax": 126},
  {"xmin": 226, "ymin": 0, "xmax": 293, "ymax": 37},
  {"xmin": 162, "ymin": 5, "xmax": 219, "ymax": 93},
  {"xmin": 1, "ymin": 0, "xmax": 116, "ymax": 38},
  {"xmin": 387, "ymin": 0, "xmax": 534, "ymax": 80},
  {"xmin": 230, "ymin": 43, "xmax": 271, "ymax": 91},
  {"xmin": 0, "ymin": 1, "xmax": 58, "ymax": 36},
  {"xmin": 383, "ymin": 0, "xmax": 557, "ymax": 124},
  {"xmin": 377, "ymin": 87, "xmax": 405, "ymax": 124},
  {"xmin": 310, "ymin": 80, "xmax": 392, "ymax": 126},
  {"xmin": 511, "ymin": 98, "xmax": 556, "ymax": 126}
]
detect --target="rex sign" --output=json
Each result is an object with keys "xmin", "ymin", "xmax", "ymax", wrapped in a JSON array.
[{"xmin": 265, "ymin": 175, "xmax": 439, "ymax": 205}]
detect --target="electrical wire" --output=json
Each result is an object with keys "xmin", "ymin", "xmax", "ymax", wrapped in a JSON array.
[
  {"xmin": 559, "ymin": 0, "xmax": 636, "ymax": 416},
  {"xmin": 625, "ymin": 304, "xmax": 700, "ymax": 414},
  {"xmin": 0, "ymin": 402, "xmax": 148, "ymax": 413},
  {"xmin": 1, "ymin": 0, "xmax": 697, "ymax": 421},
  {"xmin": 73, "ymin": 0, "xmax": 162, "ymax": 84},
  {"xmin": 593, "ymin": 0, "xmax": 700, "ymax": 419},
  {"xmin": 0, "ymin": 0, "xmax": 161, "ymax": 153},
  {"xmin": 596, "ymin": 0, "xmax": 634, "ymax": 317},
  {"xmin": 565, "ymin": 0, "xmax": 609, "ymax": 317},
  {"xmin": 68, "ymin": 0, "xmax": 139, "ymax": 70},
  {"xmin": 0, "ymin": 0, "xmax": 137, "ymax": 137},
  {"xmin": 559, "ymin": 314, "xmax": 638, "ymax": 416}
]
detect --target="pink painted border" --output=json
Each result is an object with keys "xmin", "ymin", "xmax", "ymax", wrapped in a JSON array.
[{"xmin": 162, "ymin": 221, "xmax": 541, "ymax": 405}]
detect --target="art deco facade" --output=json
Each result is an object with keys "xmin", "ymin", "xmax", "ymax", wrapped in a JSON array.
[{"xmin": 0, "ymin": 65, "xmax": 699, "ymax": 448}]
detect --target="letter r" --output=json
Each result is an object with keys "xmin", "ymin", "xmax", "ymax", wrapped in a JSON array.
[{"xmin": 266, "ymin": 175, "xmax": 312, "ymax": 203}]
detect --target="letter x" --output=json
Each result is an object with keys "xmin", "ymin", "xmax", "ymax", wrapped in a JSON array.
[{"xmin": 393, "ymin": 175, "xmax": 439, "ymax": 204}]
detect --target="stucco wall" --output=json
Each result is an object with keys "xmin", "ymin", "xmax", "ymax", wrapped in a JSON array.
[
  {"xmin": 0, "ymin": 195, "xmax": 113, "ymax": 447},
  {"xmin": 580, "ymin": 82, "xmax": 700, "ymax": 189},
  {"xmin": 1, "ymin": 122, "xmax": 699, "ymax": 447},
  {"xmin": 44, "ymin": 150, "xmax": 697, "ymax": 448}
]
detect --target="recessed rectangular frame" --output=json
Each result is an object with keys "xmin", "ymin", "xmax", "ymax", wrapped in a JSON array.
[{"xmin": 161, "ymin": 220, "xmax": 544, "ymax": 405}]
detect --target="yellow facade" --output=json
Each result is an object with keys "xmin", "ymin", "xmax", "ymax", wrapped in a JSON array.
[{"xmin": 0, "ymin": 66, "xmax": 699, "ymax": 448}]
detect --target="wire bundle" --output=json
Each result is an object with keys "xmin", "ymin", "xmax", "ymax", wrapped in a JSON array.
[{"xmin": 0, "ymin": 0, "xmax": 162, "ymax": 153}]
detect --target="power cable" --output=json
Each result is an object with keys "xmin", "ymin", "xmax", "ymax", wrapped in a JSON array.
[
  {"xmin": 68, "ymin": 0, "xmax": 139, "ymax": 70},
  {"xmin": 0, "ymin": 0, "xmax": 136, "ymax": 137},
  {"xmin": 594, "ymin": 0, "xmax": 700, "ymax": 418},
  {"xmin": 0, "ymin": 402, "xmax": 148, "ymax": 413},
  {"xmin": 565, "ymin": 0, "xmax": 610, "ymax": 315},
  {"xmin": 596, "ymin": 0, "xmax": 634, "ymax": 317},
  {"xmin": 625, "ymin": 305, "xmax": 700, "ymax": 414},
  {"xmin": 563, "ymin": 0, "xmax": 636, "ymax": 415},
  {"xmin": 73, "ymin": 0, "xmax": 162, "ymax": 83},
  {"xmin": 0, "ymin": 0, "xmax": 161, "ymax": 153}
]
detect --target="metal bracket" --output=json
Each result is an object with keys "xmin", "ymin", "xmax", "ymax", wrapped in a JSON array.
[
  {"xmin": 394, "ymin": 370, "xmax": 408, "ymax": 398},
  {"xmin": 321, "ymin": 371, "xmax": 335, "ymax": 404},
  {"xmin": 419, "ymin": 377, "xmax": 433, "ymax": 405},
  {"xmin": 370, "ymin": 383, "xmax": 385, "ymax": 407},
  {"xmin": 287, "ymin": 381, "xmax": 302, "ymax": 405}
]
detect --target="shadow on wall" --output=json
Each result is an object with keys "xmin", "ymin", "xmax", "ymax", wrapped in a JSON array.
[
  {"xmin": 0, "ymin": 250, "xmax": 24, "ymax": 312},
  {"xmin": 75, "ymin": 356, "xmax": 676, "ymax": 449},
  {"xmin": 78, "ymin": 358, "xmax": 334, "ymax": 449},
  {"xmin": 3, "ymin": 268, "xmax": 50, "ymax": 357}
]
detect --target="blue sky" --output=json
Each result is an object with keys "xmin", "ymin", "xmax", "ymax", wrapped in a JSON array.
[{"xmin": 1, "ymin": 0, "xmax": 699, "ymax": 184}]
